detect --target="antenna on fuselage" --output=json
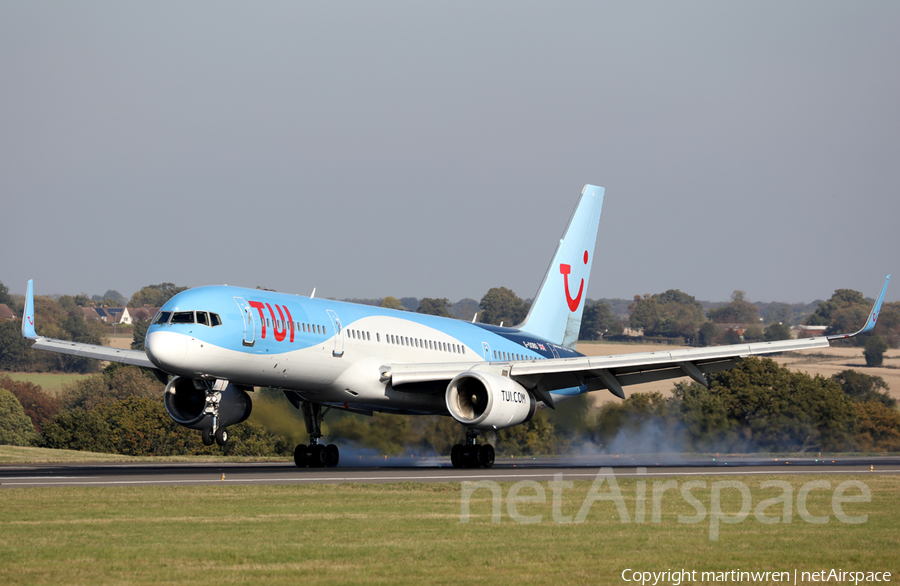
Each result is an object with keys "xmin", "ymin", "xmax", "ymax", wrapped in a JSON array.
[
  {"xmin": 471, "ymin": 312, "xmax": 478, "ymax": 323},
  {"xmin": 310, "ymin": 288, "xmax": 316, "ymax": 299}
]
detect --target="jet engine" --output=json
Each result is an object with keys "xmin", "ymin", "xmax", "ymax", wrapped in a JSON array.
[
  {"xmin": 445, "ymin": 371, "xmax": 535, "ymax": 431},
  {"xmin": 164, "ymin": 376, "xmax": 252, "ymax": 433}
]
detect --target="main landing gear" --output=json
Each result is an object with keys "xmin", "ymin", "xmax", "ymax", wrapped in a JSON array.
[
  {"xmin": 293, "ymin": 402, "xmax": 340, "ymax": 468},
  {"xmin": 451, "ymin": 429, "xmax": 495, "ymax": 469}
]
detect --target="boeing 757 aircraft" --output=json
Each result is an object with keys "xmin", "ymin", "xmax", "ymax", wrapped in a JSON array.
[{"xmin": 20, "ymin": 185, "xmax": 890, "ymax": 469}]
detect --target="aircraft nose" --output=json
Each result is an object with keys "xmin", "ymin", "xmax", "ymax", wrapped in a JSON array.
[{"xmin": 145, "ymin": 331, "xmax": 187, "ymax": 371}]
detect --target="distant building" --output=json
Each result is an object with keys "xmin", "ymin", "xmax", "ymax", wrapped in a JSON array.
[
  {"xmin": 93, "ymin": 307, "xmax": 133, "ymax": 325},
  {"xmin": 0, "ymin": 304, "xmax": 16, "ymax": 320},
  {"xmin": 82, "ymin": 307, "xmax": 102, "ymax": 322},
  {"xmin": 128, "ymin": 307, "xmax": 161, "ymax": 322}
]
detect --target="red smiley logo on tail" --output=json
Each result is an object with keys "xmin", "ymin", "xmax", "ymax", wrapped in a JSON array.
[
  {"xmin": 560, "ymin": 251, "xmax": 589, "ymax": 312},
  {"xmin": 27, "ymin": 317, "xmax": 33, "ymax": 325}
]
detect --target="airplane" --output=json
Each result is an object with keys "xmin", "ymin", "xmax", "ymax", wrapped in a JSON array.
[{"xmin": 20, "ymin": 185, "xmax": 890, "ymax": 469}]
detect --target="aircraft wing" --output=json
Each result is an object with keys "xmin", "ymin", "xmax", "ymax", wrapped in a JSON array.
[
  {"xmin": 29, "ymin": 337, "xmax": 156, "ymax": 369},
  {"xmin": 387, "ymin": 336, "xmax": 830, "ymax": 404},
  {"xmin": 389, "ymin": 275, "xmax": 890, "ymax": 407},
  {"xmin": 21, "ymin": 279, "xmax": 156, "ymax": 369}
]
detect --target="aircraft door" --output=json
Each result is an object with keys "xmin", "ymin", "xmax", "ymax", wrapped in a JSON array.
[
  {"xmin": 326, "ymin": 309, "xmax": 344, "ymax": 357},
  {"xmin": 482, "ymin": 342, "xmax": 492, "ymax": 361},
  {"xmin": 233, "ymin": 297, "xmax": 255, "ymax": 347}
]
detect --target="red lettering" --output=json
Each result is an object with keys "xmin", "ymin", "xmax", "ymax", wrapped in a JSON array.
[
  {"xmin": 266, "ymin": 303, "xmax": 287, "ymax": 342},
  {"xmin": 282, "ymin": 305, "xmax": 295, "ymax": 343},
  {"xmin": 248, "ymin": 301, "xmax": 267, "ymax": 338}
]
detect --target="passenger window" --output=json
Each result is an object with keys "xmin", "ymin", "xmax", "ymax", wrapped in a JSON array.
[
  {"xmin": 171, "ymin": 311, "xmax": 194, "ymax": 324},
  {"xmin": 196, "ymin": 312, "xmax": 210, "ymax": 326},
  {"xmin": 153, "ymin": 311, "xmax": 172, "ymax": 325}
]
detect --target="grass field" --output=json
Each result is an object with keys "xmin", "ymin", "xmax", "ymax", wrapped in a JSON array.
[
  {"xmin": 3, "ymin": 372, "xmax": 92, "ymax": 396},
  {"xmin": 0, "ymin": 445, "xmax": 289, "ymax": 465},
  {"xmin": 0, "ymin": 474, "xmax": 896, "ymax": 585}
]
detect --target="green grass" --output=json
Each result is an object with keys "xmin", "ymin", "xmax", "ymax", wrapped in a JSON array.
[
  {"xmin": 3, "ymin": 372, "xmax": 92, "ymax": 395},
  {"xmin": 0, "ymin": 475, "xmax": 897, "ymax": 585},
  {"xmin": 0, "ymin": 445, "xmax": 289, "ymax": 464}
]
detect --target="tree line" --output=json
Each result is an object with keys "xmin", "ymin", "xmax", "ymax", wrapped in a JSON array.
[{"xmin": 2, "ymin": 359, "xmax": 898, "ymax": 455}]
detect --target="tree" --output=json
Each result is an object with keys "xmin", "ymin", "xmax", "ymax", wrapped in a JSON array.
[
  {"xmin": 495, "ymin": 416, "xmax": 560, "ymax": 456},
  {"xmin": 592, "ymin": 392, "xmax": 680, "ymax": 452},
  {"xmin": 0, "ymin": 388, "xmax": 37, "ymax": 446},
  {"xmin": 698, "ymin": 322, "xmax": 720, "ymax": 346},
  {"xmin": 326, "ymin": 412, "xmax": 412, "ymax": 455},
  {"xmin": 380, "ymin": 296, "xmax": 403, "ymax": 310},
  {"xmin": 853, "ymin": 401, "xmax": 900, "ymax": 452},
  {"xmin": 417, "ymin": 298, "xmax": 452, "ymax": 318},
  {"xmin": 131, "ymin": 319, "xmax": 150, "ymax": 351},
  {"xmin": 579, "ymin": 300, "xmax": 621, "ymax": 340},
  {"xmin": 0, "ymin": 320, "xmax": 29, "ymax": 370},
  {"xmin": 763, "ymin": 322, "xmax": 792, "ymax": 341},
  {"xmin": 805, "ymin": 289, "xmax": 868, "ymax": 326},
  {"xmin": 93, "ymin": 290, "xmax": 127, "ymax": 305},
  {"xmin": 831, "ymin": 370, "xmax": 896, "ymax": 408},
  {"xmin": 0, "ymin": 280, "xmax": 15, "ymax": 308},
  {"xmin": 742, "ymin": 324, "xmax": 764, "ymax": 343},
  {"xmin": 698, "ymin": 357, "xmax": 857, "ymax": 452},
  {"xmin": 864, "ymin": 335, "xmax": 889, "ymax": 367},
  {"xmin": 479, "ymin": 287, "xmax": 527, "ymax": 326},
  {"xmin": 399, "ymin": 297, "xmax": 420, "ymax": 312},
  {"xmin": 128, "ymin": 283, "xmax": 188, "ymax": 308},
  {"xmin": 448, "ymin": 298, "xmax": 479, "ymax": 322},
  {"xmin": 61, "ymin": 365, "xmax": 164, "ymax": 411},
  {"xmin": 0, "ymin": 374, "xmax": 61, "ymax": 433},
  {"xmin": 764, "ymin": 302, "xmax": 794, "ymax": 325},
  {"xmin": 628, "ymin": 289, "xmax": 705, "ymax": 339},
  {"xmin": 707, "ymin": 291, "xmax": 761, "ymax": 325}
]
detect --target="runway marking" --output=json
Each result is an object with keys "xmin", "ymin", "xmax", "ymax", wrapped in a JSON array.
[{"xmin": 4, "ymin": 468, "xmax": 898, "ymax": 487}]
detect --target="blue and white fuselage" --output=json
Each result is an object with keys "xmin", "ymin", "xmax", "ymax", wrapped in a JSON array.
[{"xmin": 145, "ymin": 286, "xmax": 582, "ymax": 416}]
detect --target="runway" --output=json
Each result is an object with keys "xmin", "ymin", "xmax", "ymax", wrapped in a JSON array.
[{"xmin": 2, "ymin": 455, "xmax": 899, "ymax": 488}]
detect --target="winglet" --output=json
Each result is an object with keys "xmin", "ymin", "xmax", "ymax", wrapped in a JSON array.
[
  {"xmin": 22, "ymin": 279, "xmax": 38, "ymax": 339},
  {"xmin": 827, "ymin": 275, "xmax": 890, "ymax": 340}
]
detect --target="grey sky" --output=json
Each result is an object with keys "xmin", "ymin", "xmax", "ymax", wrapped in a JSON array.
[{"xmin": 2, "ymin": 2, "xmax": 898, "ymax": 305}]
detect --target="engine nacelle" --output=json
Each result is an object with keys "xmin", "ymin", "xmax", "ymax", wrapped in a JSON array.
[
  {"xmin": 164, "ymin": 376, "xmax": 252, "ymax": 431},
  {"xmin": 445, "ymin": 371, "xmax": 535, "ymax": 431}
]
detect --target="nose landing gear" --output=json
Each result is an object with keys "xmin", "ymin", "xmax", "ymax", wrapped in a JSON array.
[{"xmin": 450, "ymin": 429, "xmax": 495, "ymax": 469}]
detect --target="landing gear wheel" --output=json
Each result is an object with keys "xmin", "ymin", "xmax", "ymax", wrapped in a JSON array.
[
  {"xmin": 201, "ymin": 428, "xmax": 214, "ymax": 446},
  {"xmin": 325, "ymin": 444, "xmax": 340, "ymax": 468},
  {"xmin": 214, "ymin": 427, "xmax": 228, "ymax": 447},
  {"xmin": 465, "ymin": 445, "xmax": 483, "ymax": 468},
  {"xmin": 480, "ymin": 444, "xmax": 495, "ymax": 469},
  {"xmin": 293, "ymin": 444, "xmax": 308, "ymax": 468},
  {"xmin": 308, "ymin": 444, "xmax": 327, "ymax": 468},
  {"xmin": 450, "ymin": 444, "xmax": 464, "ymax": 468}
]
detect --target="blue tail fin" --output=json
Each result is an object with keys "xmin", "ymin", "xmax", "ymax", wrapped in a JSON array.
[
  {"xmin": 22, "ymin": 279, "xmax": 38, "ymax": 339},
  {"xmin": 517, "ymin": 185, "xmax": 604, "ymax": 349}
]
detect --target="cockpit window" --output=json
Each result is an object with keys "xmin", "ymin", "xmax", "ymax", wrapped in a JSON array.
[
  {"xmin": 153, "ymin": 311, "xmax": 172, "ymax": 325},
  {"xmin": 161, "ymin": 310, "xmax": 222, "ymax": 326},
  {"xmin": 171, "ymin": 311, "xmax": 195, "ymax": 324}
]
